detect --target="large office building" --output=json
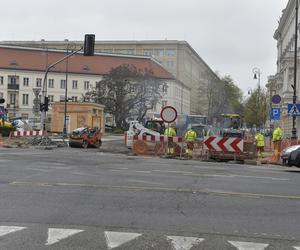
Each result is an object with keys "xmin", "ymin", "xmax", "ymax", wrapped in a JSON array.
[
  {"xmin": 0, "ymin": 46, "xmax": 189, "ymax": 127},
  {"xmin": 0, "ymin": 40, "xmax": 220, "ymax": 116},
  {"xmin": 270, "ymin": 0, "xmax": 300, "ymax": 136}
]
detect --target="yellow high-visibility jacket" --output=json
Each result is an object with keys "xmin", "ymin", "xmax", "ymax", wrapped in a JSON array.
[{"xmin": 255, "ymin": 132, "xmax": 265, "ymax": 147}]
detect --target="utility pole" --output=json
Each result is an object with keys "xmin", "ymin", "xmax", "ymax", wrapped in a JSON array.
[{"xmin": 292, "ymin": 0, "xmax": 299, "ymax": 140}]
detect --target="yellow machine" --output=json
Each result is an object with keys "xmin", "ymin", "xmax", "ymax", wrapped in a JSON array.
[{"xmin": 0, "ymin": 120, "xmax": 13, "ymax": 128}]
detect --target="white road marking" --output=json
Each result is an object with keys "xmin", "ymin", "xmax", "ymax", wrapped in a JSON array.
[
  {"xmin": 0, "ymin": 226, "xmax": 26, "ymax": 237},
  {"xmin": 294, "ymin": 247, "xmax": 300, "ymax": 250},
  {"xmin": 153, "ymin": 170, "xmax": 193, "ymax": 174},
  {"xmin": 104, "ymin": 231, "xmax": 141, "ymax": 249},
  {"xmin": 135, "ymin": 171, "xmax": 151, "ymax": 173},
  {"xmin": 167, "ymin": 235, "xmax": 204, "ymax": 250},
  {"xmin": 127, "ymin": 179, "xmax": 165, "ymax": 186},
  {"xmin": 228, "ymin": 240, "xmax": 269, "ymax": 250},
  {"xmin": 45, "ymin": 228, "xmax": 84, "ymax": 245}
]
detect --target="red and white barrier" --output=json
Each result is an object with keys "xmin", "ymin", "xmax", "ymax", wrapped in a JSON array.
[
  {"xmin": 204, "ymin": 136, "xmax": 243, "ymax": 153},
  {"xmin": 9, "ymin": 130, "xmax": 44, "ymax": 137},
  {"xmin": 133, "ymin": 134, "xmax": 183, "ymax": 143}
]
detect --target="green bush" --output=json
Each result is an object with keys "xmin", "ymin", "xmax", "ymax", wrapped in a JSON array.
[{"xmin": 0, "ymin": 126, "xmax": 16, "ymax": 137}]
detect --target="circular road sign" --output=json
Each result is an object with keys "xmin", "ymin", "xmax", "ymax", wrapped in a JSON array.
[
  {"xmin": 160, "ymin": 106, "xmax": 177, "ymax": 123},
  {"xmin": 272, "ymin": 95, "xmax": 281, "ymax": 104}
]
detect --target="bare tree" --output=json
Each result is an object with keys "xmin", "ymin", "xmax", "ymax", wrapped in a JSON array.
[{"xmin": 83, "ymin": 64, "xmax": 164, "ymax": 129}]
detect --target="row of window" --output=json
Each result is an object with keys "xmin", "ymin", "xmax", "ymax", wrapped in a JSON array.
[
  {"xmin": 98, "ymin": 48, "xmax": 176, "ymax": 57},
  {"xmin": 0, "ymin": 76, "xmax": 92, "ymax": 90},
  {"xmin": 3, "ymin": 93, "xmax": 79, "ymax": 106}
]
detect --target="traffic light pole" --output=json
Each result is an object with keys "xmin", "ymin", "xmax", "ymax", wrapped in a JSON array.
[{"xmin": 40, "ymin": 47, "xmax": 83, "ymax": 132}]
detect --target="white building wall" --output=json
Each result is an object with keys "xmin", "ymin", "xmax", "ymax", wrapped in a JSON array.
[{"xmin": 0, "ymin": 69, "xmax": 190, "ymax": 122}]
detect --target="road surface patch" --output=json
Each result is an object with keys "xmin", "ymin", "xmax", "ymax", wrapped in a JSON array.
[{"xmin": 166, "ymin": 235, "xmax": 204, "ymax": 250}]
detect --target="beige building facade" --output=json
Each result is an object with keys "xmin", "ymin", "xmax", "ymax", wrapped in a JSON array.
[
  {"xmin": 0, "ymin": 46, "xmax": 188, "ymax": 131},
  {"xmin": 271, "ymin": 0, "xmax": 300, "ymax": 137},
  {"xmin": 0, "ymin": 40, "xmax": 219, "ymax": 116}
]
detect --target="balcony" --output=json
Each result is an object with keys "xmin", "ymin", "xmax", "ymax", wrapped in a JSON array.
[
  {"xmin": 7, "ymin": 84, "xmax": 19, "ymax": 90},
  {"xmin": 6, "ymin": 104, "xmax": 19, "ymax": 109}
]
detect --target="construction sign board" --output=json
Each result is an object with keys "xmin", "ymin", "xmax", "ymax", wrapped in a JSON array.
[
  {"xmin": 288, "ymin": 104, "xmax": 300, "ymax": 116},
  {"xmin": 204, "ymin": 136, "xmax": 243, "ymax": 153}
]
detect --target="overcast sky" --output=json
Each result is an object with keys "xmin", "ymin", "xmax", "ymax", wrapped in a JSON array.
[{"xmin": 0, "ymin": 0, "xmax": 289, "ymax": 94}]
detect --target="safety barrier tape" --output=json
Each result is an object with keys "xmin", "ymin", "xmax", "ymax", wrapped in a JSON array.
[
  {"xmin": 9, "ymin": 130, "xmax": 44, "ymax": 137},
  {"xmin": 133, "ymin": 134, "xmax": 183, "ymax": 143}
]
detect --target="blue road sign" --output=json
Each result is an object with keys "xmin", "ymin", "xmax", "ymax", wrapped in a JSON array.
[
  {"xmin": 288, "ymin": 103, "xmax": 300, "ymax": 116},
  {"xmin": 271, "ymin": 108, "xmax": 281, "ymax": 120},
  {"xmin": 272, "ymin": 95, "xmax": 281, "ymax": 104}
]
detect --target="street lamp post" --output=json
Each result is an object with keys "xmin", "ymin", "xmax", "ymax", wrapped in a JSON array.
[
  {"xmin": 291, "ymin": 0, "xmax": 299, "ymax": 140},
  {"xmin": 253, "ymin": 67, "xmax": 261, "ymax": 128},
  {"xmin": 62, "ymin": 43, "xmax": 75, "ymax": 138}
]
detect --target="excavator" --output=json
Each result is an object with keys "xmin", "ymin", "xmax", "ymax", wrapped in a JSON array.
[{"xmin": 125, "ymin": 120, "xmax": 165, "ymax": 148}]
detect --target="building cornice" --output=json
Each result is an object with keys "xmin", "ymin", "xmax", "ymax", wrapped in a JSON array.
[{"xmin": 274, "ymin": 0, "xmax": 294, "ymax": 40}]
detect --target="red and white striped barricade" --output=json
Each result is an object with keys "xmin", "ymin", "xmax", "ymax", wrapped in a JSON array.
[
  {"xmin": 132, "ymin": 135, "xmax": 183, "ymax": 156},
  {"xmin": 203, "ymin": 136, "xmax": 246, "ymax": 161},
  {"xmin": 9, "ymin": 130, "xmax": 44, "ymax": 137}
]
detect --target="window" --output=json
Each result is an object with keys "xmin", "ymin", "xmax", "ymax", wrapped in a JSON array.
[
  {"xmin": 166, "ymin": 61, "xmax": 175, "ymax": 69},
  {"xmin": 60, "ymin": 80, "xmax": 66, "ymax": 89},
  {"xmin": 10, "ymin": 93, "xmax": 16, "ymax": 105},
  {"xmin": 22, "ymin": 94, "xmax": 29, "ymax": 105},
  {"xmin": 165, "ymin": 49, "xmax": 176, "ymax": 56},
  {"xmin": 72, "ymin": 96, "xmax": 78, "ymax": 102},
  {"xmin": 48, "ymin": 79, "xmax": 54, "ymax": 88},
  {"xmin": 0, "ymin": 92, "xmax": 3, "ymax": 98},
  {"xmin": 9, "ymin": 76, "xmax": 17, "ymax": 85},
  {"xmin": 48, "ymin": 95, "xmax": 54, "ymax": 102},
  {"xmin": 21, "ymin": 113, "xmax": 29, "ymax": 119},
  {"xmin": 153, "ymin": 49, "xmax": 164, "ymax": 57},
  {"xmin": 36, "ymin": 78, "xmax": 42, "ymax": 87},
  {"xmin": 143, "ymin": 49, "xmax": 153, "ymax": 56},
  {"xmin": 0, "ymin": 76, "xmax": 3, "ymax": 85},
  {"xmin": 60, "ymin": 95, "xmax": 65, "ymax": 101},
  {"xmin": 23, "ymin": 77, "xmax": 29, "ymax": 87},
  {"xmin": 72, "ymin": 80, "xmax": 78, "ymax": 89},
  {"xmin": 162, "ymin": 84, "xmax": 168, "ymax": 93},
  {"xmin": 84, "ymin": 81, "xmax": 90, "ymax": 90},
  {"xmin": 162, "ymin": 100, "xmax": 167, "ymax": 108}
]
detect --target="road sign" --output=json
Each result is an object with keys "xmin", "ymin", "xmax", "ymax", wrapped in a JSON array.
[
  {"xmin": 160, "ymin": 106, "xmax": 177, "ymax": 123},
  {"xmin": 204, "ymin": 136, "xmax": 243, "ymax": 153},
  {"xmin": 288, "ymin": 103, "xmax": 300, "ymax": 116},
  {"xmin": 271, "ymin": 108, "xmax": 281, "ymax": 120},
  {"xmin": 33, "ymin": 98, "xmax": 41, "ymax": 105},
  {"xmin": 32, "ymin": 88, "xmax": 41, "ymax": 97},
  {"xmin": 272, "ymin": 95, "xmax": 281, "ymax": 104}
]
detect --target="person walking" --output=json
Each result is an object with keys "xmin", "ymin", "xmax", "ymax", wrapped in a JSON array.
[
  {"xmin": 255, "ymin": 129, "xmax": 265, "ymax": 158},
  {"xmin": 164, "ymin": 126, "xmax": 177, "ymax": 156},
  {"xmin": 184, "ymin": 127, "xmax": 197, "ymax": 158}
]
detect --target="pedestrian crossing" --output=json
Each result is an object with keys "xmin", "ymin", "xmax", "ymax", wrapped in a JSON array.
[{"xmin": 0, "ymin": 225, "xmax": 298, "ymax": 249}]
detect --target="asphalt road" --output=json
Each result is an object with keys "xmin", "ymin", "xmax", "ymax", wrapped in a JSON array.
[{"xmin": 0, "ymin": 138, "xmax": 300, "ymax": 249}]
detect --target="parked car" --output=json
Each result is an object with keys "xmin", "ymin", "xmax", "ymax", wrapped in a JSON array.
[
  {"xmin": 69, "ymin": 127, "xmax": 102, "ymax": 148},
  {"xmin": 281, "ymin": 145, "xmax": 300, "ymax": 167}
]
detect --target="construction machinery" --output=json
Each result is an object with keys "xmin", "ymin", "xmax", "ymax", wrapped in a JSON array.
[
  {"xmin": 69, "ymin": 127, "xmax": 102, "ymax": 148},
  {"xmin": 125, "ymin": 120, "xmax": 164, "ymax": 148},
  {"xmin": 219, "ymin": 114, "xmax": 244, "ymax": 138}
]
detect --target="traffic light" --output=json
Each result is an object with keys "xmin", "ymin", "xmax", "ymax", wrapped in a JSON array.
[
  {"xmin": 39, "ymin": 97, "xmax": 49, "ymax": 112},
  {"xmin": 84, "ymin": 34, "xmax": 95, "ymax": 56},
  {"xmin": 0, "ymin": 98, "xmax": 5, "ymax": 104}
]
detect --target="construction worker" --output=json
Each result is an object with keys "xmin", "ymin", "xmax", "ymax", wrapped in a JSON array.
[
  {"xmin": 255, "ymin": 129, "xmax": 265, "ymax": 158},
  {"xmin": 272, "ymin": 126, "xmax": 283, "ymax": 143},
  {"xmin": 164, "ymin": 126, "xmax": 177, "ymax": 155},
  {"xmin": 184, "ymin": 127, "xmax": 197, "ymax": 158},
  {"xmin": 272, "ymin": 126, "xmax": 283, "ymax": 160}
]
